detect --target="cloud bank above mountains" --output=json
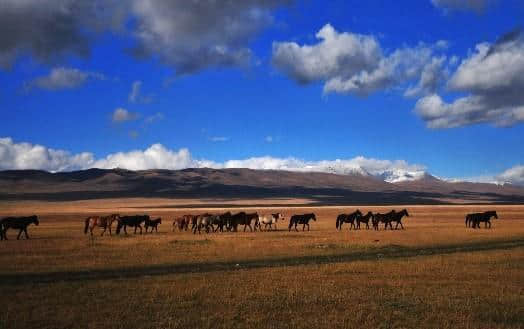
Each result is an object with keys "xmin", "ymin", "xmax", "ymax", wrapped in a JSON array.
[{"xmin": 1, "ymin": 137, "xmax": 522, "ymax": 186}]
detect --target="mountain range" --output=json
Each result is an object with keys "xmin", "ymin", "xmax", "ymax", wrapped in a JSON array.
[{"xmin": 0, "ymin": 168, "xmax": 523, "ymax": 205}]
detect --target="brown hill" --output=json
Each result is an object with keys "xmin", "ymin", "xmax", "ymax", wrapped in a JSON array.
[{"xmin": 0, "ymin": 168, "xmax": 523, "ymax": 204}]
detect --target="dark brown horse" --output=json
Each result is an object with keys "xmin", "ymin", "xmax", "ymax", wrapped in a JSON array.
[
  {"xmin": 84, "ymin": 214, "xmax": 120, "ymax": 236},
  {"xmin": 1, "ymin": 215, "xmax": 39, "ymax": 240},
  {"xmin": 355, "ymin": 211, "xmax": 374, "ymax": 230},
  {"xmin": 387, "ymin": 209, "xmax": 410, "ymax": 230},
  {"xmin": 336, "ymin": 210, "xmax": 362, "ymax": 230},
  {"xmin": 145, "ymin": 217, "xmax": 162, "ymax": 233},
  {"xmin": 289, "ymin": 213, "xmax": 316, "ymax": 231},
  {"xmin": 116, "ymin": 215, "xmax": 149, "ymax": 235},
  {"xmin": 469, "ymin": 211, "xmax": 498, "ymax": 229}
]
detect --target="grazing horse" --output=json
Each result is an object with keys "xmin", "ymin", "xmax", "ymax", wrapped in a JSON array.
[
  {"xmin": 288, "ymin": 213, "xmax": 317, "ymax": 232},
  {"xmin": 388, "ymin": 209, "xmax": 410, "ymax": 230},
  {"xmin": 193, "ymin": 214, "xmax": 214, "ymax": 234},
  {"xmin": 172, "ymin": 215, "xmax": 192, "ymax": 232},
  {"xmin": 355, "ymin": 211, "xmax": 374, "ymax": 230},
  {"xmin": 144, "ymin": 217, "xmax": 162, "ymax": 233},
  {"xmin": 336, "ymin": 210, "xmax": 362, "ymax": 230},
  {"xmin": 372, "ymin": 211, "xmax": 395, "ymax": 230},
  {"xmin": 116, "ymin": 215, "xmax": 149, "ymax": 235},
  {"xmin": 84, "ymin": 214, "xmax": 120, "ymax": 236},
  {"xmin": 0, "ymin": 215, "xmax": 39, "ymax": 240},
  {"xmin": 257, "ymin": 213, "xmax": 285, "ymax": 231},
  {"xmin": 469, "ymin": 211, "xmax": 498, "ymax": 229}
]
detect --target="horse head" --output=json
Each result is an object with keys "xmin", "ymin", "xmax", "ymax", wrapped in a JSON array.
[
  {"xmin": 32, "ymin": 215, "xmax": 39, "ymax": 225},
  {"xmin": 401, "ymin": 209, "xmax": 410, "ymax": 217},
  {"xmin": 310, "ymin": 213, "xmax": 317, "ymax": 221},
  {"xmin": 491, "ymin": 211, "xmax": 498, "ymax": 219},
  {"xmin": 355, "ymin": 209, "xmax": 363, "ymax": 217}
]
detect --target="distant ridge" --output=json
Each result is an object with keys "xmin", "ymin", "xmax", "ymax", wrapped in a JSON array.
[{"xmin": 0, "ymin": 168, "xmax": 523, "ymax": 204}]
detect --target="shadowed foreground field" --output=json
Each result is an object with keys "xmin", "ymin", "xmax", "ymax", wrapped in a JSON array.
[{"xmin": 0, "ymin": 201, "xmax": 523, "ymax": 329}]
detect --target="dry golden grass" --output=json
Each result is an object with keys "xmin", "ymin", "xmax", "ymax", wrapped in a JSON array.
[{"xmin": 0, "ymin": 200, "xmax": 523, "ymax": 329}]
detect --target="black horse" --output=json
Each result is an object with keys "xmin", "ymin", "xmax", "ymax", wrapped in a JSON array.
[
  {"xmin": 387, "ymin": 209, "xmax": 410, "ymax": 230},
  {"xmin": 289, "ymin": 213, "xmax": 317, "ymax": 231},
  {"xmin": 144, "ymin": 217, "xmax": 162, "ymax": 233},
  {"xmin": 355, "ymin": 211, "xmax": 374, "ymax": 230},
  {"xmin": 116, "ymin": 215, "xmax": 149, "ymax": 235},
  {"xmin": 227, "ymin": 212, "xmax": 246, "ymax": 232},
  {"xmin": 469, "ymin": 211, "xmax": 498, "ymax": 229},
  {"xmin": 336, "ymin": 210, "xmax": 362, "ymax": 230},
  {"xmin": 0, "ymin": 215, "xmax": 39, "ymax": 240}
]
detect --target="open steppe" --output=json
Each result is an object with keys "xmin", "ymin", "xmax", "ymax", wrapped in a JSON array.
[{"xmin": 0, "ymin": 199, "xmax": 523, "ymax": 329}]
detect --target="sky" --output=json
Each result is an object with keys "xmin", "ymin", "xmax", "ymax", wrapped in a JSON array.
[{"xmin": 1, "ymin": 0, "xmax": 524, "ymax": 185}]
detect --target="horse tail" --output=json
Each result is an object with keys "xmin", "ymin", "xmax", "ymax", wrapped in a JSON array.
[
  {"xmin": 335, "ymin": 216, "xmax": 340, "ymax": 229},
  {"xmin": 84, "ymin": 217, "xmax": 90, "ymax": 234}
]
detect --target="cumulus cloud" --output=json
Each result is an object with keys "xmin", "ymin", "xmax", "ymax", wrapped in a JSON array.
[
  {"xmin": 0, "ymin": 0, "xmax": 289, "ymax": 74},
  {"xmin": 0, "ymin": 137, "xmax": 427, "ymax": 182},
  {"xmin": 25, "ymin": 67, "xmax": 105, "ymax": 91},
  {"xmin": 128, "ymin": 80, "xmax": 153, "ymax": 103},
  {"xmin": 415, "ymin": 29, "xmax": 524, "ymax": 128},
  {"xmin": 272, "ymin": 24, "xmax": 448, "ymax": 96},
  {"xmin": 0, "ymin": 138, "xmax": 94, "ymax": 172},
  {"xmin": 496, "ymin": 165, "xmax": 524, "ymax": 186},
  {"xmin": 0, "ymin": 0, "xmax": 125, "ymax": 69},
  {"xmin": 93, "ymin": 144, "xmax": 194, "ymax": 171},
  {"xmin": 431, "ymin": 0, "xmax": 494, "ymax": 12},
  {"xmin": 129, "ymin": 0, "xmax": 290, "ymax": 75},
  {"xmin": 112, "ymin": 108, "xmax": 139, "ymax": 123}
]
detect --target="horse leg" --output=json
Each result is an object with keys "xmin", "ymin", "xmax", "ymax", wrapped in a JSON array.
[
  {"xmin": 366, "ymin": 222, "xmax": 369, "ymax": 229},
  {"xmin": 17, "ymin": 229, "xmax": 23, "ymax": 240},
  {"xmin": 307, "ymin": 223, "xmax": 310, "ymax": 231},
  {"xmin": 24, "ymin": 228, "xmax": 29, "ymax": 239},
  {"xmin": 400, "ymin": 221, "xmax": 404, "ymax": 230},
  {"xmin": 302, "ymin": 223, "xmax": 305, "ymax": 231}
]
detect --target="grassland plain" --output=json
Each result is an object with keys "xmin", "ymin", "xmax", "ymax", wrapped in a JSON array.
[{"xmin": 0, "ymin": 200, "xmax": 523, "ymax": 329}]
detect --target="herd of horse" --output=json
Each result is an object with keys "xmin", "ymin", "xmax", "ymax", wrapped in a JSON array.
[
  {"xmin": 0, "ymin": 210, "xmax": 500, "ymax": 240},
  {"xmin": 336, "ymin": 209, "xmax": 410, "ymax": 230}
]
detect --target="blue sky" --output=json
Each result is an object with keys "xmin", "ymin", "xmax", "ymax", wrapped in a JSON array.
[{"xmin": 1, "ymin": 0, "xmax": 524, "ymax": 184}]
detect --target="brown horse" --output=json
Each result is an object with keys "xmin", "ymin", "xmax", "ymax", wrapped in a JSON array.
[
  {"xmin": 172, "ymin": 215, "xmax": 192, "ymax": 232},
  {"xmin": 84, "ymin": 214, "xmax": 120, "ymax": 236}
]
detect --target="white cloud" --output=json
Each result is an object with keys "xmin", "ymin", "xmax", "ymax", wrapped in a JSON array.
[
  {"xmin": 128, "ymin": 80, "xmax": 154, "ymax": 103},
  {"xmin": 93, "ymin": 144, "xmax": 194, "ymax": 171},
  {"xmin": 209, "ymin": 136, "xmax": 229, "ymax": 142},
  {"xmin": 0, "ymin": 137, "xmax": 427, "ymax": 182},
  {"xmin": 25, "ymin": 67, "xmax": 105, "ymax": 91},
  {"xmin": 265, "ymin": 136, "xmax": 274, "ymax": 143},
  {"xmin": 431, "ymin": 0, "xmax": 494, "ymax": 12},
  {"xmin": 272, "ymin": 24, "xmax": 448, "ymax": 96},
  {"xmin": 112, "ymin": 108, "xmax": 139, "ymax": 123},
  {"xmin": 144, "ymin": 112, "xmax": 164, "ymax": 124},
  {"xmin": 0, "ymin": 137, "xmax": 94, "ymax": 172},
  {"xmin": 415, "ymin": 30, "xmax": 524, "ymax": 128},
  {"xmin": 496, "ymin": 165, "xmax": 524, "ymax": 186}
]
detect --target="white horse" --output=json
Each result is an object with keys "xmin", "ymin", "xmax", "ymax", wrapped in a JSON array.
[{"xmin": 257, "ymin": 213, "xmax": 285, "ymax": 231}]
